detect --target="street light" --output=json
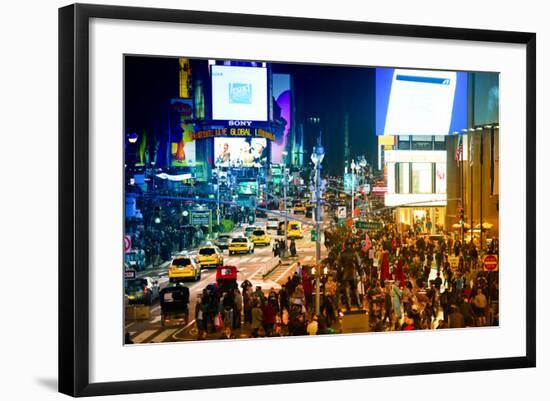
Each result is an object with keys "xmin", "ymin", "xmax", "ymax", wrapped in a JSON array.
[
  {"xmin": 282, "ymin": 150, "xmax": 289, "ymax": 257},
  {"xmin": 127, "ymin": 132, "xmax": 138, "ymax": 144},
  {"xmin": 350, "ymin": 159, "xmax": 356, "ymax": 220},
  {"xmin": 310, "ymin": 135, "xmax": 325, "ymax": 316}
]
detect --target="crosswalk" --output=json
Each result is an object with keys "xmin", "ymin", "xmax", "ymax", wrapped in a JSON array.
[
  {"xmin": 224, "ymin": 255, "xmax": 273, "ymax": 265},
  {"xmin": 129, "ymin": 327, "xmax": 181, "ymax": 344}
]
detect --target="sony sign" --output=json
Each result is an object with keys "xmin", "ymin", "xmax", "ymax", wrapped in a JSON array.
[{"xmin": 228, "ymin": 120, "xmax": 253, "ymax": 127}]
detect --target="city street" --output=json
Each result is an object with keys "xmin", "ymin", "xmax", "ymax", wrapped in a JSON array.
[
  {"xmin": 123, "ymin": 56, "xmax": 500, "ymax": 344},
  {"xmin": 127, "ymin": 221, "xmax": 327, "ymax": 344}
]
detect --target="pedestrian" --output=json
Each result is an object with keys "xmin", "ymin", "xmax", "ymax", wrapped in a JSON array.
[
  {"xmin": 290, "ymin": 239, "xmax": 297, "ymax": 257},
  {"xmin": 448, "ymin": 305, "xmax": 465, "ymax": 328},
  {"xmin": 233, "ymin": 288, "xmax": 242, "ymax": 329},
  {"xmin": 383, "ymin": 283, "xmax": 393, "ymax": 324},
  {"xmin": 272, "ymin": 241, "xmax": 279, "ymax": 258},
  {"xmin": 473, "ymin": 287, "xmax": 488, "ymax": 326},
  {"xmin": 250, "ymin": 301, "xmax": 263, "ymax": 337},
  {"xmin": 391, "ymin": 282, "xmax": 403, "ymax": 321},
  {"xmin": 262, "ymin": 299, "xmax": 277, "ymax": 336},
  {"xmin": 306, "ymin": 315, "xmax": 319, "ymax": 335}
]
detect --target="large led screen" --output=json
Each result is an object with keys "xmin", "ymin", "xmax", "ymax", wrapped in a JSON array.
[
  {"xmin": 214, "ymin": 137, "xmax": 267, "ymax": 168},
  {"xmin": 211, "ymin": 65, "xmax": 268, "ymax": 121},
  {"xmin": 376, "ymin": 68, "xmax": 467, "ymax": 136},
  {"xmin": 271, "ymin": 73, "xmax": 291, "ymax": 164}
]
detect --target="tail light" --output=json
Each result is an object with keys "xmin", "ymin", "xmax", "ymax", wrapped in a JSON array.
[{"xmin": 143, "ymin": 287, "xmax": 149, "ymax": 295}]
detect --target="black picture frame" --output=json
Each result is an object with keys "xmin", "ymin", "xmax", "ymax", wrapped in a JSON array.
[{"xmin": 59, "ymin": 3, "xmax": 536, "ymax": 397}]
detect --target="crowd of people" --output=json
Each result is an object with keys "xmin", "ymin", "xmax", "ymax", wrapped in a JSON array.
[{"xmin": 191, "ymin": 223, "xmax": 499, "ymax": 340}]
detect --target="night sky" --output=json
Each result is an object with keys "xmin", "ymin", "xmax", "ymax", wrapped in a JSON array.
[{"xmin": 125, "ymin": 56, "xmax": 377, "ymax": 175}]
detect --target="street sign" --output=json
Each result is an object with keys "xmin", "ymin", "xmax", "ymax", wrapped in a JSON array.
[
  {"xmin": 190, "ymin": 210, "xmax": 211, "ymax": 226},
  {"xmin": 310, "ymin": 229, "xmax": 316, "ymax": 241},
  {"xmin": 355, "ymin": 221, "xmax": 382, "ymax": 230},
  {"xmin": 483, "ymin": 254, "xmax": 499, "ymax": 271},
  {"xmin": 337, "ymin": 206, "xmax": 347, "ymax": 219},
  {"xmin": 124, "ymin": 235, "xmax": 132, "ymax": 252},
  {"xmin": 124, "ymin": 269, "xmax": 136, "ymax": 279}
]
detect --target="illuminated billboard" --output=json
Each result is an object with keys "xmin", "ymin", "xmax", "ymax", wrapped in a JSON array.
[
  {"xmin": 211, "ymin": 65, "xmax": 268, "ymax": 121},
  {"xmin": 271, "ymin": 74, "xmax": 291, "ymax": 164},
  {"xmin": 170, "ymin": 98, "xmax": 196, "ymax": 167},
  {"xmin": 376, "ymin": 68, "xmax": 467, "ymax": 135},
  {"xmin": 238, "ymin": 181, "xmax": 258, "ymax": 195},
  {"xmin": 214, "ymin": 137, "xmax": 267, "ymax": 168}
]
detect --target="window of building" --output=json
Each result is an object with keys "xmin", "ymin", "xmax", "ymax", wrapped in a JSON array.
[
  {"xmin": 397, "ymin": 135, "xmax": 411, "ymax": 150},
  {"xmin": 412, "ymin": 163, "xmax": 432, "ymax": 194},
  {"xmin": 387, "ymin": 162, "xmax": 395, "ymax": 194},
  {"xmin": 397, "ymin": 162, "xmax": 410, "ymax": 194},
  {"xmin": 412, "ymin": 135, "xmax": 433, "ymax": 150},
  {"xmin": 434, "ymin": 136, "xmax": 446, "ymax": 150}
]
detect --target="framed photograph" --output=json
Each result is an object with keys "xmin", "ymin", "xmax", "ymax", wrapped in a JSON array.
[{"xmin": 59, "ymin": 3, "xmax": 536, "ymax": 397}]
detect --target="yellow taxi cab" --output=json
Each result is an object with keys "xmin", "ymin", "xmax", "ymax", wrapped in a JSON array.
[
  {"xmin": 228, "ymin": 237, "xmax": 254, "ymax": 255},
  {"xmin": 250, "ymin": 229, "xmax": 271, "ymax": 246},
  {"xmin": 168, "ymin": 254, "xmax": 201, "ymax": 282},
  {"xmin": 287, "ymin": 221, "xmax": 303, "ymax": 239},
  {"xmin": 196, "ymin": 245, "xmax": 224, "ymax": 268},
  {"xmin": 293, "ymin": 201, "xmax": 306, "ymax": 214}
]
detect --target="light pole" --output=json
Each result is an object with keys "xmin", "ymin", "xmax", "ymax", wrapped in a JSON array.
[
  {"xmin": 311, "ymin": 135, "xmax": 325, "ymax": 316},
  {"xmin": 350, "ymin": 159, "xmax": 359, "ymax": 220},
  {"xmin": 282, "ymin": 151, "xmax": 289, "ymax": 257}
]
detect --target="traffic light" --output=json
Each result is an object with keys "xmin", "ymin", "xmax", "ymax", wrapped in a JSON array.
[{"xmin": 459, "ymin": 208, "xmax": 465, "ymax": 224}]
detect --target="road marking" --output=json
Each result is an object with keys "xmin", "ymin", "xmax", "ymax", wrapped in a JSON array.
[
  {"xmin": 150, "ymin": 305, "xmax": 160, "ymax": 314},
  {"xmin": 172, "ymin": 319, "xmax": 197, "ymax": 340},
  {"xmin": 249, "ymin": 257, "xmax": 260, "ymax": 263},
  {"xmin": 150, "ymin": 328, "xmax": 178, "ymax": 343},
  {"xmin": 274, "ymin": 261, "xmax": 298, "ymax": 283},
  {"xmin": 151, "ymin": 315, "xmax": 161, "ymax": 324},
  {"xmin": 261, "ymin": 256, "xmax": 272, "ymax": 262},
  {"xmin": 131, "ymin": 329, "xmax": 157, "ymax": 344},
  {"xmin": 240, "ymin": 257, "xmax": 251, "ymax": 263},
  {"xmin": 125, "ymin": 322, "xmax": 135, "ymax": 329}
]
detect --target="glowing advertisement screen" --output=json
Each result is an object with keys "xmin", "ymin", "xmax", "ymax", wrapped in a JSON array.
[
  {"xmin": 211, "ymin": 65, "xmax": 268, "ymax": 121},
  {"xmin": 214, "ymin": 137, "xmax": 267, "ymax": 168},
  {"xmin": 376, "ymin": 68, "xmax": 467, "ymax": 135},
  {"xmin": 237, "ymin": 181, "xmax": 258, "ymax": 195},
  {"xmin": 271, "ymin": 74, "xmax": 291, "ymax": 164},
  {"xmin": 170, "ymin": 98, "xmax": 196, "ymax": 167}
]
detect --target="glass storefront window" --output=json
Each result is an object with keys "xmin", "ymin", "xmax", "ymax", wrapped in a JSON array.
[
  {"xmin": 412, "ymin": 163, "xmax": 432, "ymax": 194},
  {"xmin": 398, "ymin": 162, "xmax": 410, "ymax": 194}
]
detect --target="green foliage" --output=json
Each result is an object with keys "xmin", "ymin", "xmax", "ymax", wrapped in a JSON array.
[{"xmin": 220, "ymin": 219, "xmax": 235, "ymax": 233}]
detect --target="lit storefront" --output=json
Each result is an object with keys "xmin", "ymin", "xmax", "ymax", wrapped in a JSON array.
[{"xmin": 384, "ymin": 149, "xmax": 447, "ymax": 233}]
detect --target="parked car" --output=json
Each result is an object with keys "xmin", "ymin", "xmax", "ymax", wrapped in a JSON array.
[
  {"xmin": 215, "ymin": 234, "xmax": 233, "ymax": 250},
  {"xmin": 124, "ymin": 277, "xmax": 160, "ymax": 306},
  {"xmin": 228, "ymin": 237, "xmax": 255, "ymax": 255}
]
